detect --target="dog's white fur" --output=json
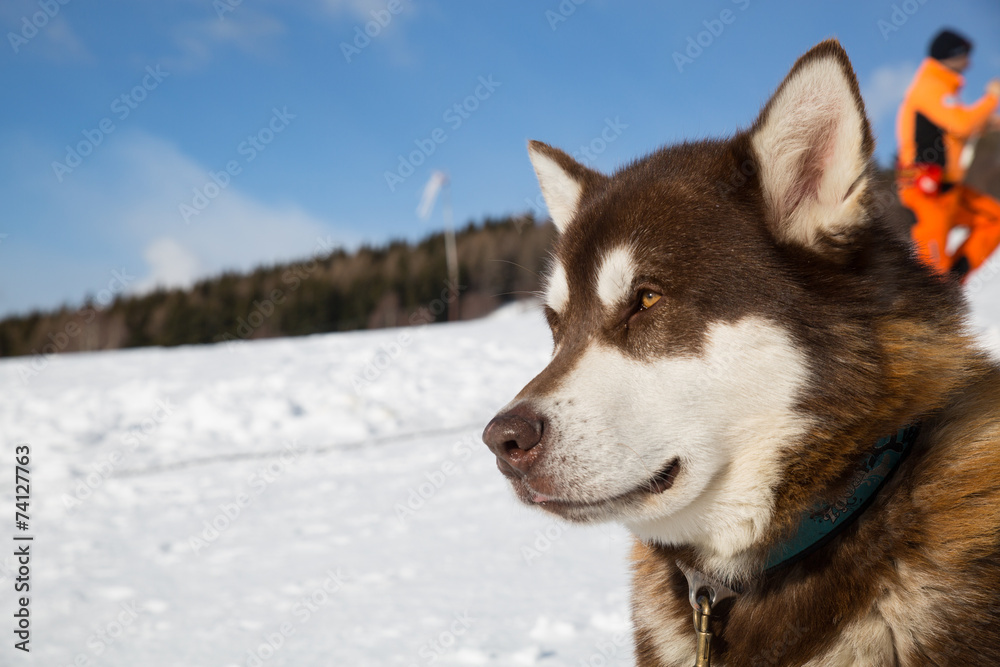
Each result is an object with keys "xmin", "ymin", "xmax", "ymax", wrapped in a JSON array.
[
  {"xmin": 595, "ymin": 246, "xmax": 637, "ymax": 309},
  {"xmin": 544, "ymin": 260, "xmax": 570, "ymax": 313},
  {"xmin": 524, "ymin": 317, "xmax": 810, "ymax": 580},
  {"xmin": 751, "ymin": 56, "xmax": 870, "ymax": 248},
  {"xmin": 528, "ymin": 145, "xmax": 583, "ymax": 233}
]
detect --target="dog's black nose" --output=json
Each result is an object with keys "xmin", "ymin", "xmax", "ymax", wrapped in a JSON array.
[{"xmin": 482, "ymin": 404, "xmax": 545, "ymax": 474}]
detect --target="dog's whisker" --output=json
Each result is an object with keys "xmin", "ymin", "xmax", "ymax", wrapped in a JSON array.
[
  {"xmin": 490, "ymin": 258, "xmax": 541, "ymax": 278},
  {"xmin": 491, "ymin": 290, "xmax": 542, "ymax": 298},
  {"xmin": 615, "ymin": 442, "xmax": 656, "ymax": 479}
]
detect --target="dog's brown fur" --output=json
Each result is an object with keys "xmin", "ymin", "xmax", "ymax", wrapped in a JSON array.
[
  {"xmin": 633, "ymin": 367, "xmax": 1000, "ymax": 666},
  {"xmin": 629, "ymin": 44, "xmax": 1000, "ymax": 667},
  {"xmin": 486, "ymin": 40, "xmax": 1000, "ymax": 666}
]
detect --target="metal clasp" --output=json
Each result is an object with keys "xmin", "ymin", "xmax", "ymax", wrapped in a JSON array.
[
  {"xmin": 676, "ymin": 561, "xmax": 738, "ymax": 667},
  {"xmin": 676, "ymin": 560, "xmax": 737, "ymax": 611},
  {"xmin": 693, "ymin": 594, "xmax": 713, "ymax": 667}
]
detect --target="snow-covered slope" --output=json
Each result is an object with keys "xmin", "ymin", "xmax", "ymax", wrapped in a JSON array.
[
  {"xmin": 2, "ymin": 274, "xmax": 999, "ymax": 667},
  {"xmin": 1, "ymin": 300, "xmax": 633, "ymax": 667}
]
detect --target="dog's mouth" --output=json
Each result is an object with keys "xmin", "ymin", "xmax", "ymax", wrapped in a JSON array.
[
  {"xmin": 645, "ymin": 458, "xmax": 681, "ymax": 494},
  {"xmin": 525, "ymin": 457, "xmax": 681, "ymax": 513}
]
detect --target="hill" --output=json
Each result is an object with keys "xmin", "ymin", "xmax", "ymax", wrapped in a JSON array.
[{"xmin": 0, "ymin": 215, "xmax": 555, "ymax": 358}]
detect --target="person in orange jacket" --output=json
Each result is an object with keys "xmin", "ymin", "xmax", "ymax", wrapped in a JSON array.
[{"xmin": 896, "ymin": 29, "xmax": 1000, "ymax": 279}]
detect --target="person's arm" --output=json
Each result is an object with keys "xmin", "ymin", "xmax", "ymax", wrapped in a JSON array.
[
  {"xmin": 986, "ymin": 80, "xmax": 1000, "ymax": 131},
  {"xmin": 920, "ymin": 79, "xmax": 1000, "ymax": 138}
]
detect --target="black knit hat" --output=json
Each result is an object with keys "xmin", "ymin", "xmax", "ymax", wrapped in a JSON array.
[{"xmin": 929, "ymin": 29, "xmax": 972, "ymax": 61}]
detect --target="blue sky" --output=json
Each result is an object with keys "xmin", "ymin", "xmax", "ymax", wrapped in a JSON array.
[{"xmin": 2, "ymin": 0, "xmax": 999, "ymax": 317}]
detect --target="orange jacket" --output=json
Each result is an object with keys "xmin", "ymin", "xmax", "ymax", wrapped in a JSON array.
[{"xmin": 896, "ymin": 57, "xmax": 998, "ymax": 183}]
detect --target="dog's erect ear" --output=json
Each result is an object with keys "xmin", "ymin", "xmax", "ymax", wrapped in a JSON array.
[
  {"xmin": 749, "ymin": 40, "xmax": 875, "ymax": 249},
  {"xmin": 528, "ymin": 140, "xmax": 604, "ymax": 233}
]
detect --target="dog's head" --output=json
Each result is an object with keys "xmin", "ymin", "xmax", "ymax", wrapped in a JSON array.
[{"xmin": 483, "ymin": 41, "xmax": 923, "ymax": 561}]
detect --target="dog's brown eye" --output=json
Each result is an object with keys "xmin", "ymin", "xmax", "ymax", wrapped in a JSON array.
[{"xmin": 640, "ymin": 291, "xmax": 661, "ymax": 310}]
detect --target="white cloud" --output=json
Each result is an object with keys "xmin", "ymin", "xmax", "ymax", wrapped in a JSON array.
[
  {"xmin": 862, "ymin": 61, "xmax": 917, "ymax": 123},
  {"xmin": 1, "ymin": 0, "xmax": 94, "ymax": 63},
  {"xmin": 55, "ymin": 130, "xmax": 357, "ymax": 300},
  {"xmin": 279, "ymin": 0, "xmax": 419, "ymax": 66},
  {"xmin": 42, "ymin": 16, "xmax": 93, "ymax": 62},
  {"xmin": 165, "ymin": 10, "xmax": 286, "ymax": 71},
  {"xmin": 158, "ymin": 1, "xmax": 417, "ymax": 70},
  {"xmin": 135, "ymin": 237, "xmax": 202, "ymax": 294},
  {"xmin": 314, "ymin": 0, "xmax": 392, "ymax": 20}
]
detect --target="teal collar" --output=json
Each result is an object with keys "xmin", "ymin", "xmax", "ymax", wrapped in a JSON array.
[{"xmin": 764, "ymin": 423, "xmax": 921, "ymax": 573}]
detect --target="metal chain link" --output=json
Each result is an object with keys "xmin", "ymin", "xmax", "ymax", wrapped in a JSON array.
[{"xmin": 693, "ymin": 593, "xmax": 713, "ymax": 667}]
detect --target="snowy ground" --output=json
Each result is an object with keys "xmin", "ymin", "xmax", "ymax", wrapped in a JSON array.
[{"xmin": 2, "ymin": 270, "xmax": 999, "ymax": 667}]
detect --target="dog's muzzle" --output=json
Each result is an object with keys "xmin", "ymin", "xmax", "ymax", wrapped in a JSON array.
[{"xmin": 482, "ymin": 404, "xmax": 546, "ymax": 476}]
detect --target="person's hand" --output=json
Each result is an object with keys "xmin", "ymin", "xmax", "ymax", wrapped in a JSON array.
[{"xmin": 987, "ymin": 78, "xmax": 1000, "ymax": 99}]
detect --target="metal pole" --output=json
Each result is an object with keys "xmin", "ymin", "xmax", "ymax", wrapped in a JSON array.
[{"xmin": 442, "ymin": 179, "xmax": 459, "ymax": 321}]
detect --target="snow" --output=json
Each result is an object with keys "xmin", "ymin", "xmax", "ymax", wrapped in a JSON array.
[
  {"xmin": 2, "ymin": 274, "xmax": 999, "ymax": 667},
  {"xmin": 1, "ymin": 300, "xmax": 633, "ymax": 667}
]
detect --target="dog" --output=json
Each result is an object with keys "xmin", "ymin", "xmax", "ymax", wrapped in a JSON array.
[{"xmin": 483, "ymin": 40, "xmax": 1000, "ymax": 666}]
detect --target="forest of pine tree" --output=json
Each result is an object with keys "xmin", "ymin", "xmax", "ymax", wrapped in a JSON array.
[{"xmin": 0, "ymin": 214, "xmax": 555, "ymax": 359}]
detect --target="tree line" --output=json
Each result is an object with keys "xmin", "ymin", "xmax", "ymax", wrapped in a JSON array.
[{"xmin": 0, "ymin": 215, "xmax": 555, "ymax": 359}]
